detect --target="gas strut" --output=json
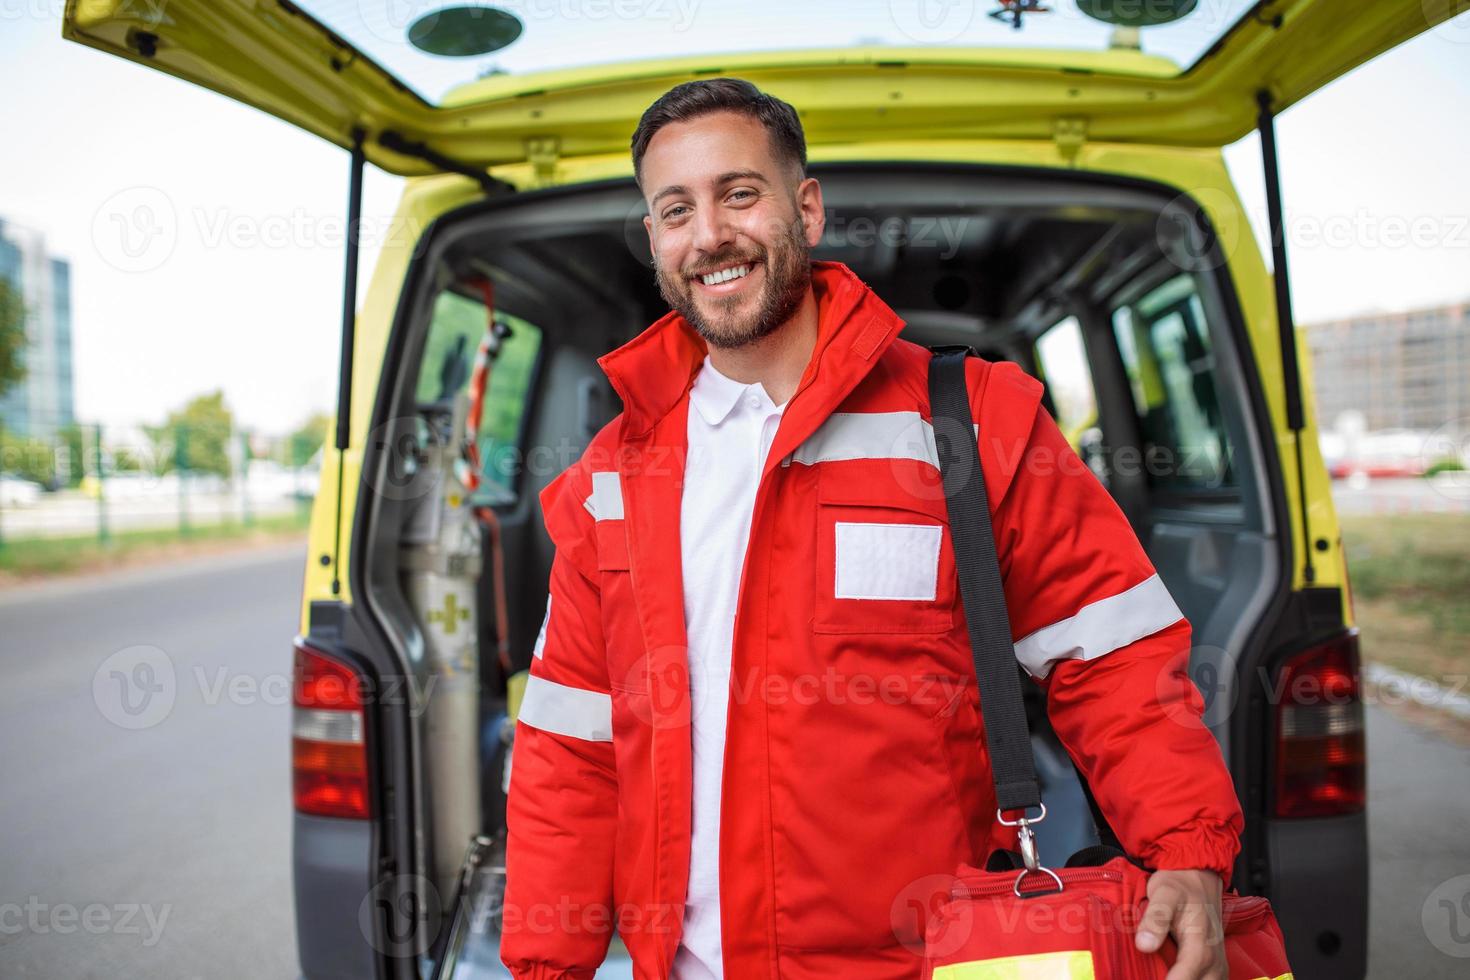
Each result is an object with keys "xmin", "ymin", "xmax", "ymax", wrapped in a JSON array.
[
  {"xmin": 1256, "ymin": 89, "xmax": 1315, "ymax": 586},
  {"xmin": 378, "ymin": 129, "xmax": 515, "ymax": 196}
]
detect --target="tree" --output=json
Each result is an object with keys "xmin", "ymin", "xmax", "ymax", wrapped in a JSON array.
[
  {"xmin": 165, "ymin": 390, "xmax": 234, "ymax": 477},
  {"xmin": 0, "ymin": 277, "xmax": 25, "ymax": 401},
  {"xmin": 287, "ymin": 411, "xmax": 332, "ymax": 468},
  {"xmin": 140, "ymin": 423, "xmax": 175, "ymax": 476}
]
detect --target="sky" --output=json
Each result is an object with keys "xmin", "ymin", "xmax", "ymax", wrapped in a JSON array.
[{"xmin": 0, "ymin": 2, "xmax": 1466, "ymax": 436}]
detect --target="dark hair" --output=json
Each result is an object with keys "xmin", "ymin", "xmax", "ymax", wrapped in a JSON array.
[{"xmin": 630, "ymin": 77, "xmax": 807, "ymax": 192}]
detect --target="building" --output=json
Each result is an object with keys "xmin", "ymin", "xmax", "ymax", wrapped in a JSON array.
[
  {"xmin": 0, "ymin": 218, "xmax": 76, "ymax": 440},
  {"xmin": 1303, "ymin": 299, "xmax": 1470, "ymax": 434}
]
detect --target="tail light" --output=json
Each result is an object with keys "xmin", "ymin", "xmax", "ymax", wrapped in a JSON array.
[
  {"xmin": 1273, "ymin": 630, "xmax": 1366, "ymax": 818},
  {"xmin": 292, "ymin": 640, "xmax": 370, "ymax": 819}
]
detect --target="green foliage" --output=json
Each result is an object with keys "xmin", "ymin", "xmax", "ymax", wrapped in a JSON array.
[
  {"xmin": 287, "ymin": 411, "xmax": 332, "ymax": 468},
  {"xmin": 4, "ymin": 435, "xmax": 57, "ymax": 487},
  {"xmin": 0, "ymin": 277, "xmax": 25, "ymax": 401},
  {"xmin": 163, "ymin": 390, "xmax": 235, "ymax": 477},
  {"xmin": 1342, "ymin": 514, "xmax": 1470, "ymax": 639},
  {"xmin": 109, "ymin": 445, "xmax": 146, "ymax": 472},
  {"xmin": 1424, "ymin": 456, "xmax": 1467, "ymax": 478}
]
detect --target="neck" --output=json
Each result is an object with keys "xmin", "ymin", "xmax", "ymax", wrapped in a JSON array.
[{"xmin": 704, "ymin": 286, "xmax": 818, "ymax": 406}]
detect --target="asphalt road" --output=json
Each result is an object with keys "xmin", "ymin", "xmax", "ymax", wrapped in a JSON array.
[
  {"xmin": 2, "ymin": 543, "xmax": 1469, "ymax": 978},
  {"xmin": 0, "ymin": 543, "xmax": 306, "ymax": 979}
]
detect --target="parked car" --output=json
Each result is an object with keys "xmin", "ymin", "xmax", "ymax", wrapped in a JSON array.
[
  {"xmin": 0, "ymin": 472, "xmax": 43, "ymax": 508},
  {"xmin": 65, "ymin": 2, "xmax": 1458, "ymax": 977}
]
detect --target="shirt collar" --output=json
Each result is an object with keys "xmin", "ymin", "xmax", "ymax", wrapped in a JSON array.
[{"xmin": 689, "ymin": 354, "xmax": 780, "ymax": 426}]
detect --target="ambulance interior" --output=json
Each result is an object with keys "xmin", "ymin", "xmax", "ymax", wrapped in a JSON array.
[{"xmin": 366, "ymin": 164, "xmax": 1278, "ymax": 965}]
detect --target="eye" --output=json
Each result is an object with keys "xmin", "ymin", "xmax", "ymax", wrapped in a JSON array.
[
  {"xmin": 728, "ymin": 189, "xmax": 756, "ymax": 202},
  {"xmin": 663, "ymin": 204, "xmax": 689, "ymax": 219}
]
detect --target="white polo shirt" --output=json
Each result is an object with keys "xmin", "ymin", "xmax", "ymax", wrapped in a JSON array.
[{"xmin": 672, "ymin": 353, "xmax": 788, "ymax": 980}]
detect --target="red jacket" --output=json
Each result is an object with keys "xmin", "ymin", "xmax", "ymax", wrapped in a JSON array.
[{"xmin": 502, "ymin": 260, "xmax": 1244, "ymax": 979}]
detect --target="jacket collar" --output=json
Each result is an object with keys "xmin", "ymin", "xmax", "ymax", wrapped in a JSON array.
[
  {"xmin": 688, "ymin": 354, "xmax": 783, "ymax": 426},
  {"xmin": 596, "ymin": 260, "xmax": 905, "ymax": 440}
]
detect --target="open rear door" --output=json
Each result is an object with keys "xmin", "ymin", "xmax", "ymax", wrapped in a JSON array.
[{"xmin": 65, "ymin": 0, "xmax": 1465, "ymax": 170}]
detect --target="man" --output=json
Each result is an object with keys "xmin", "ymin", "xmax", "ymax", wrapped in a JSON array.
[{"xmin": 501, "ymin": 77, "xmax": 1244, "ymax": 980}]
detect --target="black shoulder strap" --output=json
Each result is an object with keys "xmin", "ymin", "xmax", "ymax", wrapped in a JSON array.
[
  {"xmin": 926, "ymin": 345, "xmax": 1041, "ymax": 814},
  {"xmin": 927, "ymin": 345, "xmax": 1123, "ymax": 848}
]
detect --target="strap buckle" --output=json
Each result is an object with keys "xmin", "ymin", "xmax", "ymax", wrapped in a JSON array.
[{"xmin": 997, "ymin": 804, "xmax": 1064, "ymax": 896}]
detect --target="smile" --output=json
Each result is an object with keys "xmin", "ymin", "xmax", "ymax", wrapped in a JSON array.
[{"xmin": 694, "ymin": 262, "xmax": 757, "ymax": 293}]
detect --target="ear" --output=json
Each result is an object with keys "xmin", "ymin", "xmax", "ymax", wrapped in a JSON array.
[
  {"xmin": 795, "ymin": 176, "xmax": 825, "ymax": 248},
  {"xmin": 643, "ymin": 213, "xmax": 656, "ymax": 263}
]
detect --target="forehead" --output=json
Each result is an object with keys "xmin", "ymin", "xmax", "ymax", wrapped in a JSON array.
[{"xmin": 641, "ymin": 110, "xmax": 780, "ymax": 190}]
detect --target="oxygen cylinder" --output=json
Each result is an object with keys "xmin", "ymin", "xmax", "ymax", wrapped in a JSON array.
[{"xmin": 400, "ymin": 391, "xmax": 482, "ymax": 905}]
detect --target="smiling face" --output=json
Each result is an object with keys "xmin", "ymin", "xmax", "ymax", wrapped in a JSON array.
[{"xmin": 641, "ymin": 110, "xmax": 825, "ymax": 350}]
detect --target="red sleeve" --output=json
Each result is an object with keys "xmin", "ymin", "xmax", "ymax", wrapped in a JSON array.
[
  {"xmin": 500, "ymin": 459, "xmax": 619, "ymax": 979},
  {"xmin": 976, "ymin": 360, "xmax": 1245, "ymax": 887}
]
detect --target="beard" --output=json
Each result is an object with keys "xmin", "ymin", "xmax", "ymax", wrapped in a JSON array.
[{"xmin": 653, "ymin": 213, "xmax": 812, "ymax": 350}]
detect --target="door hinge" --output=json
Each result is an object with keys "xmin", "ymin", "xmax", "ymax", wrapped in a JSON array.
[
  {"xmin": 525, "ymin": 136, "xmax": 560, "ymax": 187},
  {"xmin": 1052, "ymin": 117, "xmax": 1087, "ymax": 165}
]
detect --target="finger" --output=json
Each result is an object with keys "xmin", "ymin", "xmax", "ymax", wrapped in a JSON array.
[
  {"xmin": 1135, "ymin": 884, "xmax": 1180, "ymax": 953},
  {"xmin": 1162, "ymin": 937, "xmax": 1211, "ymax": 980},
  {"xmin": 1163, "ymin": 897, "xmax": 1224, "ymax": 980}
]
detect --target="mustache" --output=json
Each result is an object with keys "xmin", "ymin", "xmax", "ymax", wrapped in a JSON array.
[{"xmin": 684, "ymin": 253, "xmax": 763, "ymax": 278}]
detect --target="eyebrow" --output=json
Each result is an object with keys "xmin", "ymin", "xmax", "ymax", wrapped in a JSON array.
[{"xmin": 650, "ymin": 169, "xmax": 770, "ymax": 210}]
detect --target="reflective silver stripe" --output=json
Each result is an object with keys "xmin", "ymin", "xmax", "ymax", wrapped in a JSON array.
[
  {"xmin": 518, "ymin": 674, "xmax": 614, "ymax": 742},
  {"xmin": 293, "ymin": 708, "xmax": 363, "ymax": 744},
  {"xmin": 786, "ymin": 411, "xmax": 977, "ymax": 468},
  {"xmin": 582, "ymin": 470, "xmax": 624, "ymax": 521},
  {"xmin": 532, "ymin": 594, "xmax": 552, "ymax": 660},
  {"xmin": 1013, "ymin": 573, "xmax": 1185, "ymax": 679}
]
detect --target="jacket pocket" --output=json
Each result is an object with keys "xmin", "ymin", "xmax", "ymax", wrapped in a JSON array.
[
  {"xmin": 812, "ymin": 465, "xmax": 956, "ymax": 635},
  {"xmin": 594, "ymin": 517, "xmax": 631, "ymax": 571}
]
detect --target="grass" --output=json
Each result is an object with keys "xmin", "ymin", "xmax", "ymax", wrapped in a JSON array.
[
  {"xmin": 0, "ymin": 505, "xmax": 312, "ymax": 582},
  {"xmin": 1339, "ymin": 513, "xmax": 1470, "ymax": 684}
]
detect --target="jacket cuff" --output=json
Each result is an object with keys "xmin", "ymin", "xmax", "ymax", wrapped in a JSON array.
[{"xmin": 1138, "ymin": 820, "xmax": 1243, "ymax": 891}]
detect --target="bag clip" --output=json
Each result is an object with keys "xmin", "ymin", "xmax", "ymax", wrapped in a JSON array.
[{"xmin": 998, "ymin": 804, "xmax": 1065, "ymax": 896}]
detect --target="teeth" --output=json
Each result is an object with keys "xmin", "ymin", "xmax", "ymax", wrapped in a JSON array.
[{"xmin": 701, "ymin": 264, "xmax": 750, "ymax": 286}]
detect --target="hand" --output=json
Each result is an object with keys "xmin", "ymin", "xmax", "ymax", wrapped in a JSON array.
[{"xmin": 1135, "ymin": 868, "xmax": 1225, "ymax": 980}]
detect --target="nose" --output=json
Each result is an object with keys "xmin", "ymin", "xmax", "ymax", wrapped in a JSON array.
[{"xmin": 689, "ymin": 199, "xmax": 737, "ymax": 261}]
